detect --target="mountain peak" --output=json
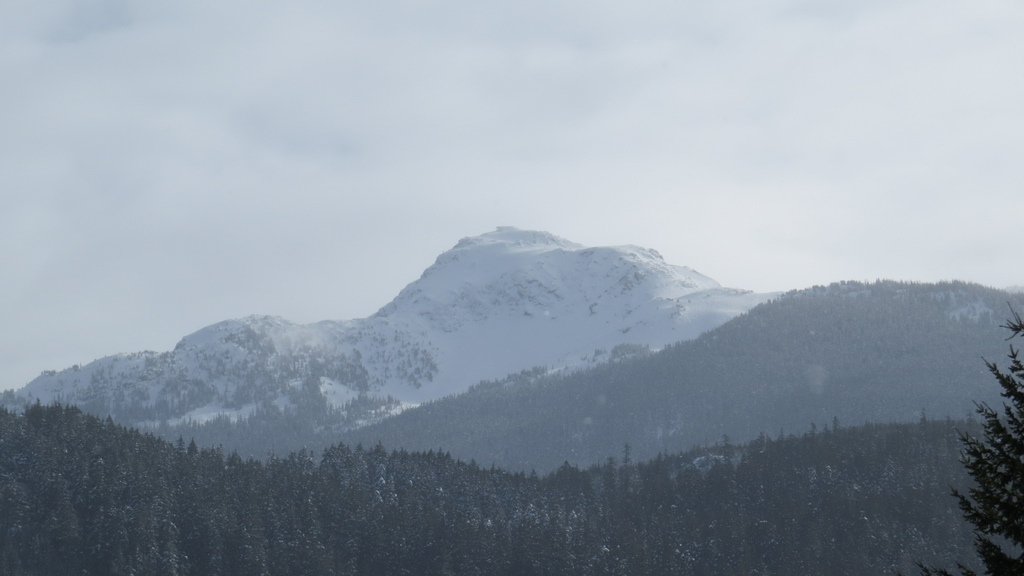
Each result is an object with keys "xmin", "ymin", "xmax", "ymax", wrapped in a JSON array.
[
  {"xmin": 13, "ymin": 228, "xmax": 774, "ymax": 424},
  {"xmin": 451, "ymin": 227, "xmax": 583, "ymax": 253},
  {"xmin": 397, "ymin": 228, "xmax": 723, "ymax": 313}
]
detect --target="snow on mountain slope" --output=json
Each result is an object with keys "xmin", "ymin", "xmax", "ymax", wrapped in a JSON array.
[{"xmin": 11, "ymin": 227, "xmax": 775, "ymax": 425}]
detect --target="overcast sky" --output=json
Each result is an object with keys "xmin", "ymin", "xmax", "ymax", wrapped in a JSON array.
[{"xmin": 2, "ymin": 0, "xmax": 1023, "ymax": 391}]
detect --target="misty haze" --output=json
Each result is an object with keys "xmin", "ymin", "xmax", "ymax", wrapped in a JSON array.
[{"xmin": 3, "ymin": 1, "xmax": 1024, "ymax": 575}]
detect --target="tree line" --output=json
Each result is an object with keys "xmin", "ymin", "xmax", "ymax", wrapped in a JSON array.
[{"xmin": 0, "ymin": 403, "xmax": 977, "ymax": 576}]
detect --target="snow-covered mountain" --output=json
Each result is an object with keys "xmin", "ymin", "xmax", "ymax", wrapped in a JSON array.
[{"xmin": 9, "ymin": 227, "xmax": 774, "ymax": 427}]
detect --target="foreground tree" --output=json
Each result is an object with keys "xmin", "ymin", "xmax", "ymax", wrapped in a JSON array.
[{"xmin": 919, "ymin": 310, "xmax": 1024, "ymax": 576}]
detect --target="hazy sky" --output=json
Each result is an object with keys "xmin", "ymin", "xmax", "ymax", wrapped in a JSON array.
[{"xmin": 3, "ymin": 0, "xmax": 1023, "ymax": 391}]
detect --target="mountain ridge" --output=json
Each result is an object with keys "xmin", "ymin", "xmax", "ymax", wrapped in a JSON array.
[
  {"xmin": 339, "ymin": 279, "xmax": 1024, "ymax": 471},
  {"xmin": 6, "ymin": 227, "xmax": 773, "ymax": 427}
]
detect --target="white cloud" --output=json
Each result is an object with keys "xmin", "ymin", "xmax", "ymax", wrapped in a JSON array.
[{"xmin": 2, "ymin": 0, "xmax": 1023, "ymax": 389}]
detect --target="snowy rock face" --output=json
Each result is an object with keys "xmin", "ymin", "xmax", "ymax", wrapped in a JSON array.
[{"xmin": 12, "ymin": 227, "xmax": 774, "ymax": 425}]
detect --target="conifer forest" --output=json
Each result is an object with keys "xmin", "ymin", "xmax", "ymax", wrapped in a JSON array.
[{"xmin": 0, "ymin": 404, "xmax": 978, "ymax": 575}]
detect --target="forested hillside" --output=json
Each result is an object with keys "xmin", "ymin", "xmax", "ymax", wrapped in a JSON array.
[
  {"xmin": 341, "ymin": 280, "xmax": 1022, "ymax": 471},
  {"xmin": 0, "ymin": 403, "xmax": 976, "ymax": 575},
  {"xmin": 8, "ymin": 280, "xmax": 1015, "ymax": 473}
]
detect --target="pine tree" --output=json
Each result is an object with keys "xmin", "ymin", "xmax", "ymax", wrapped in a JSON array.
[{"xmin": 918, "ymin": 310, "xmax": 1024, "ymax": 575}]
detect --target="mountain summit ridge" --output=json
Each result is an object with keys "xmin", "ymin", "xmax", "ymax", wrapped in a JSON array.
[{"xmin": 10, "ymin": 227, "xmax": 774, "ymax": 427}]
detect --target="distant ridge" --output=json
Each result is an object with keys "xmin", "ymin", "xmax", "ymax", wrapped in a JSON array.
[
  {"xmin": 340, "ymin": 280, "xmax": 1024, "ymax": 471},
  {"xmin": 6, "ymin": 227, "xmax": 772, "ymax": 429}
]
